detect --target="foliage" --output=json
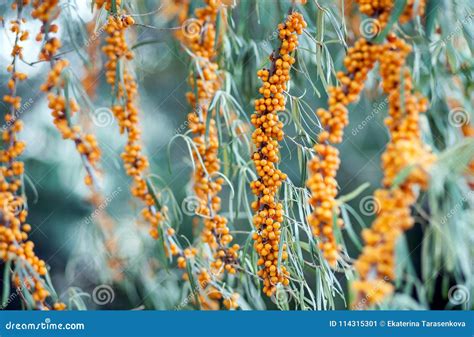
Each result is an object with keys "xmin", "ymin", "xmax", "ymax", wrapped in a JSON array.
[{"xmin": 0, "ymin": 0, "xmax": 472, "ymax": 310}]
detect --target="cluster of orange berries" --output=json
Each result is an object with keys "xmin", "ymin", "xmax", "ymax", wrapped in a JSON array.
[
  {"xmin": 99, "ymin": 2, "xmax": 181, "ymax": 257},
  {"xmin": 249, "ymin": 12, "xmax": 306, "ymax": 296},
  {"xmin": 40, "ymin": 60, "xmax": 102, "ymax": 186},
  {"xmin": 1, "ymin": 0, "xmax": 65, "ymax": 310},
  {"xmin": 32, "ymin": 1, "xmax": 102, "ymax": 187},
  {"xmin": 162, "ymin": 0, "xmax": 190, "ymax": 24},
  {"xmin": 88, "ymin": 193, "xmax": 125, "ymax": 281},
  {"xmin": 95, "ymin": 0, "xmax": 121, "ymax": 12},
  {"xmin": 461, "ymin": 124, "xmax": 474, "ymax": 189},
  {"xmin": 399, "ymin": 1, "xmax": 426, "ymax": 24},
  {"xmin": 99, "ymin": 4, "xmax": 164, "ymax": 238},
  {"xmin": 306, "ymin": 39, "xmax": 380, "ymax": 267},
  {"xmin": 355, "ymin": 0, "xmax": 425, "ymax": 33},
  {"xmin": 81, "ymin": 20, "xmax": 102, "ymax": 100},
  {"xmin": 177, "ymin": 0, "xmax": 239, "ymax": 276},
  {"xmin": 195, "ymin": 269, "xmax": 240, "ymax": 310},
  {"xmin": 174, "ymin": 0, "xmax": 242, "ymax": 309},
  {"xmin": 31, "ymin": 0, "xmax": 60, "ymax": 59},
  {"xmin": 352, "ymin": 8, "xmax": 435, "ymax": 306}
]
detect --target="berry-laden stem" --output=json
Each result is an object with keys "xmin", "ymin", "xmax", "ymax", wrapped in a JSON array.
[
  {"xmin": 355, "ymin": 0, "xmax": 426, "ymax": 32},
  {"xmin": 306, "ymin": 0, "xmax": 428, "ymax": 269},
  {"xmin": 178, "ymin": 0, "xmax": 239, "ymax": 274},
  {"xmin": 460, "ymin": 124, "xmax": 474, "ymax": 189},
  {"xmin": 352, "ymin": 33, "xmax": 435, "ymax": 308},
  {"xmin": 32, "ymin": 0, "xmax": 102, "ymax": 189},
  {"xmin": 250, "ymin": 11, "xmax": 306, "ymax": 297},
  {"xmin": 350, "ymin": 1, "xmax": 435, "ymax": 308},
  {"xmin": 1, "ymin": 0, "xmax": 65, "ymax": 310},
  {"xmin": 79, "ymin": 18, "xmax": 125, "ymax": 281},
  {"xmin": 98, "ymin": 1, "xmax": 179, "ymax": 253},
  {"xmin": 306, "ymin": 39, "xmax": 380, "ymax": 267},
  {"xmin": 176, "ymin": 0, "xmax": 240, "ymax": 310}
]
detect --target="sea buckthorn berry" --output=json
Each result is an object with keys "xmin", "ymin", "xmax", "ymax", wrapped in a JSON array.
[
  {"xmin": 307, "ymin": 38, "xmax": 379, "ymax": 267},
  {"xmin": 351, "ymin": 4, "xmax": 435, "ymax": 308},
  {"xmin": 175, "ymin": 0, "xmax": 240, "ymax": 308},
  {"xmin": 33, "ymin": 0, "xmax": 102, "ymax": 188},
  {"xmin": 100, "ymin": 3, "xmax": 178, "ymax": 250},
  {"xmin": 250, "ymin": 11, "xmax": 306, "ymax": 296},
  {"xmin": 1, "ymin": 0, "xmax": 64, "ymax": 311},
  {"xmin": 355, "ymin": 0, "xmax": 426, "ymax": 35}
]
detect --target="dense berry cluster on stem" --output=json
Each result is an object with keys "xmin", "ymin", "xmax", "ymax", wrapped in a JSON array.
[
  {"xmin": 462, "ymin": 125, "xmax": 474, "ymax": 189},
  {"xmin": 33, "ymin": 0, "xmax": 101, "ymax": 188},
  {"xmin": 352, "ymin": 4, "xmax": 435, "ymax": 306},
  {"xmin": 306, "ymin": 39, "xmax": 380, "ymax": 267},
  {"xmin": 174, "ymin": 0, "xmax": 241, "ymax": 310},
  {"xmin": 177, "ymin": 0, "xmax": 239, "ymax": 276},
  {"xmin": 81, "ymin": 20, "xmax": 102, "ymax": 100},
  {"xmin": 250, "ymin": 11, "xmax": 306, "ymax": 296},
  {"xmin": 353, "ymin": 35, "xmax": 435, "ymax": 306},
  {"xmin": 355, "ymin": 0, "xmax": 426, "ymax": 33},
  {"xmin": 98, "ymin": 1, "xmax": 181, "ymax": 263},
  {"xmin": 1, "ymin": 0, "xmax": 65, "ymax": 310}
]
